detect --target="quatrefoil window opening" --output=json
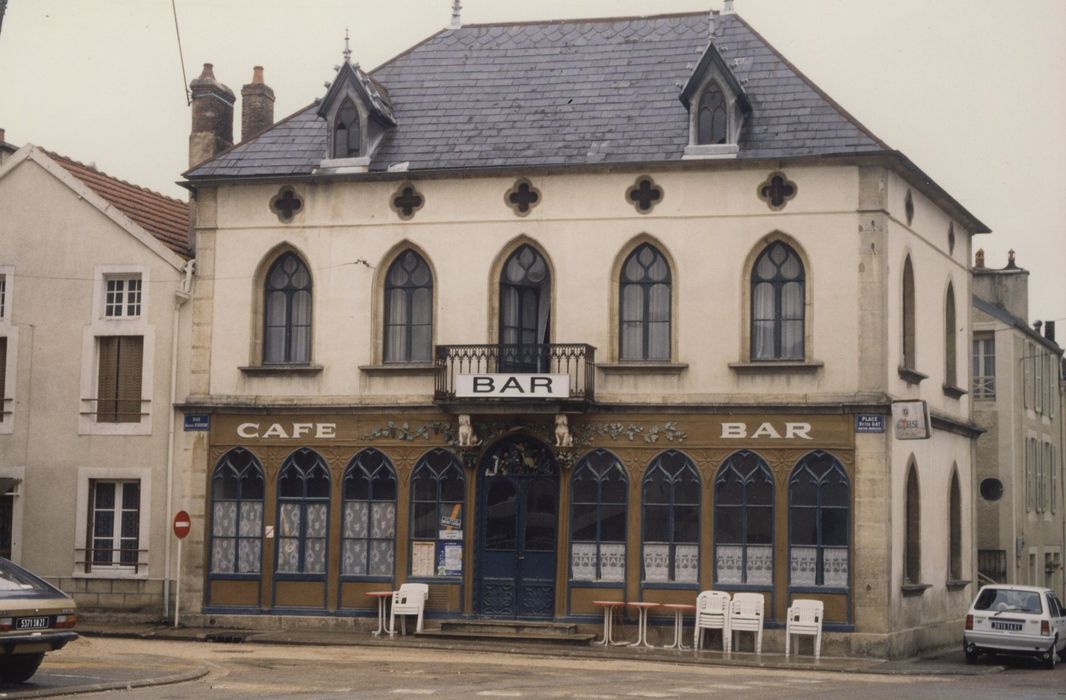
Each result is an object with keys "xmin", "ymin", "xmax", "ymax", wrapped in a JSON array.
[
  {"xmin": 757, "ymin": 171, "xmax": 797, "ymax": 211},
  {"xmin": 391, "ymin": 183, "xmax": 425, "ymax": 220},
  {"xmin": 269, "ymin": 187, "xmax": 304, "ymax": 223},
  {"xmin": 626, "ymin": 176, "xmax": 663, "ymax": 214},
  {"xmin": 505, "ymin": 178, "xmax": 541, "ymax": 216}
]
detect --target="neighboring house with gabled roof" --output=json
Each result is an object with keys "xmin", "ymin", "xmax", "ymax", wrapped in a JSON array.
[
  {"xmin": 0, "ymin": 139, "xmax": 192, "ymax": 617},
  {"xmin": 178, "ymin": 7, "xmax": 987, "ymax": 657}
]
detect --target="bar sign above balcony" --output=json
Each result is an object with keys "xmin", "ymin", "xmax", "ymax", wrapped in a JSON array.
[{"xmin": 455, "ymin": 374, "xmax": 570, "ymax": 398}]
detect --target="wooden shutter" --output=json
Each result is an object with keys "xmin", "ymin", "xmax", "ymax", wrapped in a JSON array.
[
  {"xmin": 95, "ymin": 336, "xmax": 142, "ymax": 423},
  {"xmin": 0, "ymin": 337, "xmax": 6, "ymax": 414},
  {"xmin": 116, "ymin": 336, "xmax": 143, "ymax": 423},
  {"xmin": 96, "ymin": 337, "xmax": 119, "ymax": 422}
]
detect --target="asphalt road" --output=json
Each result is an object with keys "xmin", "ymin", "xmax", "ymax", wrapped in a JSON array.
[{"xmin": 6, "ymin": 636, "xmax": 1066, "ymax": 699}]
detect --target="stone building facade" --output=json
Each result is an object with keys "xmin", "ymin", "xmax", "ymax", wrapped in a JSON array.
[{"xmin": 176, "ymin": 9, "xmax": 987, "ymax": 656}]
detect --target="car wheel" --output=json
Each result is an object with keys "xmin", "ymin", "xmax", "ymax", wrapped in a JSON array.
[
  {"xmin": 1043, "ymin": 639, "xmax": 1057, "ymax": 670},
  {"xmin": 964, "ymin": 645, "xmax": 980, "ymax": 664},
  {"xmin": 0, "ymin": 653, "xmax": 45, "ymax": 683}
]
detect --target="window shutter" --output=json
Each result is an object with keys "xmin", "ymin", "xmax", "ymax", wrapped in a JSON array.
[
  {"xmin": 96, "ymin": 337, "xmax": 119, "ymax": 422},
  {"xmin": 117, "ymin": 336, "xmax": 143, "ymax": 423},
  {"xmin": 0, "ymin": 337, "xmax": 6, "ymax": 412}
]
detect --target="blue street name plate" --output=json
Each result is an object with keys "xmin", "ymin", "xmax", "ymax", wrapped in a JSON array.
[
  {"xmin": 184, "ymin": 414, "xmax": 210, "ymax": 431},
  {"xmin": 855, "ymin": 414, "xmax": 885, "ymax": 433}
]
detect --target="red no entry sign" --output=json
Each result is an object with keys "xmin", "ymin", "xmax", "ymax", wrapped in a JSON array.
[{"xmin": 173, "ymin": 510, "xmax": 192, "ymax": 539}]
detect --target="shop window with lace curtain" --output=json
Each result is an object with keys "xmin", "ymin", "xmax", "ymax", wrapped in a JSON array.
[
  {"xmin": 210, "ymin": 448, "xmax": 264, "ymax": 575},
  {"xmin": 275, "ymin": 449, "xmax": 330, "ymax": 576},
  {"xmin": 714, "ymin": 451, "xmax": 774, "ymax": 586},
  {"xmin": 789, "ymin": 451, "xmax": 849, "ymax": 589},
  {"xmin": 570, "ymin": 450, "xmax": 627, "ymax": 583},
  {"xmin": 641, "ymin": 450, "xmax": 700, "ymax": 584},
  {"xmin": 341, "ymin": 449, "xmax": 396, "ymax": 579}
]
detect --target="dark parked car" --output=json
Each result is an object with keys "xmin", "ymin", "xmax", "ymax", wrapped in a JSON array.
[{"xmin": 0, "ymin": 558, "xmax": 77, "ymax": 683}]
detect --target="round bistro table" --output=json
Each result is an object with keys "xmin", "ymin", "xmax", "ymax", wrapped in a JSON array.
[
  {"xmin": 626, "ymin": 601, "xmax": 661, "ymax": 648},
  {"xmin": 660, "ymin": 603, "xmax": 696, "ymax": 650},
  {"xmin": 365, "ymin": 591, "xmax": 396, "ymax": 637},
  {"xmin": 590, "ymin": 600, "xmax": 629, "ymax": 646}
]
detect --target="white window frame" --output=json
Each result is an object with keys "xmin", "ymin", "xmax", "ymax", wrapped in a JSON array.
[
  {"xmin": 0, "ymin": 266, "xmax": 15, "ymax": 436},
  {"xmin": 103, "ymin": 275, "xmax": 143, "ymax": 319},
  {"xmin": 73, "ymin": 467, "xmax": 150, "ymax": 579},
  {"xmin": 972, "ymin": 335, "xmax": 996, "ymax": 398},
  {"xmin": 80, "ymin": 265, "xmax": 153, "ymax": 436}
]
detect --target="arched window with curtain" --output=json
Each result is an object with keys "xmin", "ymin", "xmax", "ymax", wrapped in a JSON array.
[
  {"xmin": 642, "ymin": 450, "xmax": 700, "ymax": 584},
  {"xmin": 714, "ymin": 451, "xmax": 774, "ymax": 586},
  {"xmin": 384, "ymin": 250, "xmax": 433, "ymax": 363},
  {"xmin": 789, "ymin": 451, "xmax": 849, "ymax": 588},
  {"xmin": 949, "ymin": 468, "xmax": 962, "ymax": 581},
  {"xmin": 210, "ymin": 448, "xmax": 264, "ymax": 574},
  {"xmin": 342, "ymin": 449, "xmax": 397, "ymax": 578},
  {"xmin": 263, "ymin": 251, "xmax": 312, "ymax": 364},
  {"xmin": 276, "ymin": 449, "xmax": 330, "ymax": 576},
  {"xmin": 945, "ymin": 282, "xmax": 957, "ymax": 387},
  {"xmin": 902, "ymin": 256, "xmax": 916, "ymax": 370},
  {"xmin": 697, "ymin": 83, "xmax": 728, "ymax": 145},
  {"xmin": 410, "ymin": 449, "xmax": 465, "ymax": 578},
  {"xmin": 499, "ymin": 244, "xmax": 551, "ymax": 372},
  {"xmin": 620, "ymin": 243, "xmax": 671, "ymax": 361},
  {"xmin": 751, "ymin": 241, "xmax": 804, "ymax": 361},
  {"xmin": 905, "ymin": 463, "xmax": 921, "ymax": 584},
  {"xmin": 570, "ymin": 450, "xmax": 628, "ymax": 583},
  {"xmin": 333, "ymin": 98, "xmax": 360, "ymax": 158}
]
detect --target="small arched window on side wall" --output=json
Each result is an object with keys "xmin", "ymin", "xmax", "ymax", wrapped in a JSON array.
[
  {"xmin": 904, "ymin": 462, "xmax": 921, "ymax": 584},
  {"xmin": 333, "ymin": 98, "xmax": 360, "ymax": 159},
  {"xmin": 948, "ymin": 468, "xmax": 962, "ymax": 581},
  {"xmin": 901, "ymin": 256, "xmax": 916, "ymax": 371},
  {"xmin": 384, "ymin": 250, "xmax": 433, "ymax": 363},
  {"xmin": 697, "ymin": 83, "xmax": 728, "ymax": 145},
  {"xmin": 263, "ymin": 251, "xmax": 312, "ymax": 364},
  {"xmin": 944, "ymin": 282, "xmax": 957, "ymax": 388},
  {"xmin": 751, "ymin": 241, "xmax": 805, "ymax": 361},
  {"xmin": 620, "ymin": 243, "xmax": 671, "ymax": 361}
]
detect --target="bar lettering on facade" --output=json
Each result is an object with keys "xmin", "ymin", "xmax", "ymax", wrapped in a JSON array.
[{"xmin": 720, "ymin": 421, "xmax": 813, "ymax": 440}]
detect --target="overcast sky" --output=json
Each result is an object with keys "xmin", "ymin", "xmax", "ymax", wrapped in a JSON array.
[{"xmin": 1, "ymin": 0, "xmax": 1063, "ymax": 324}]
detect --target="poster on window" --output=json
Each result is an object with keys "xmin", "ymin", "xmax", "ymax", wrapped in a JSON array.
[
  {"xmin": 411, "ymin": 541, "xmax": 435, "ymax": 577},
  {"xmin": 437, "ymin": 542, "xmax": 462, "ymax": 576}
]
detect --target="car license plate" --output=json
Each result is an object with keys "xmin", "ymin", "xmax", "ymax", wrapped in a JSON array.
[
  {"xmin": 15, "ymin": 616, "xmax": 49, "ymax": 630},
  {"xmin": 991, "ymin": 621, "xmax": 1022, "ymax": 631}
]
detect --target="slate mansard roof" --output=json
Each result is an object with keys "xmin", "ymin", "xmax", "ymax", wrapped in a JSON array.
[{"xmin": 185, "ymin": 11, "xmax": 890, "ymax": 179}]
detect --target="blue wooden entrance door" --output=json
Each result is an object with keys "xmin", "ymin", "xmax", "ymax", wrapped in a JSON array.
[{"xmin": 476, "ymin": 437, "xmax": 558, "ymax": 618}]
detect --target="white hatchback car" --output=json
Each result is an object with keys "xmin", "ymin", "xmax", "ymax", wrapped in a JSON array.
[{"xmin": 964, "ymin": 585, "xmax": 1066, "ymax": 668}]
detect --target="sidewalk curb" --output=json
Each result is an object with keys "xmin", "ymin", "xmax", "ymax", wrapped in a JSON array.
[
  {"xmin": 6, "ymin": 659, "xmax": 209, "ymax": 699},
  {"xmin": 77, "ymin": 626, "xmax": 1005, "ymax": 677}
]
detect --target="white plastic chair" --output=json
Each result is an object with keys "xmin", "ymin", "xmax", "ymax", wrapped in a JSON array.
[
  {"xmin": 785, "ymin": 598, "xmax": 823, "ymax": 659},
  {"xmin": 728, "ymin": 592, "xmax": 765, "ymax": 654},
  {"xmin": 693, "ymin": 590, "xmax": 731, "ymax": 651},
  {"xmin": 390, "ymin": 583, "xmax": 429, "ymax": 635}
]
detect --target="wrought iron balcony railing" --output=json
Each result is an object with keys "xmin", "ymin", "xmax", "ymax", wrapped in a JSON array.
[{"xmin": 434, "ymin": 343, "xmax": 595, "ymax": 403}]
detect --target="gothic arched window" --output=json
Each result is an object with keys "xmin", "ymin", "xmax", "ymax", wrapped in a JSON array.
[
  {"xmin": 698, "ymin": 84, "xmax": 728, "ymax": 145},
  {"xmin": 620, "ymin": 243, "xmax": 671, "ymax": 361},
  {"xmin": 751, "ymin": 241, "xmax": 805, "ymax": 360},
  {"xmin": 384, "ymin": 250, "xmax": 433, "ymax": 363},
  {"xmin": 210, "ymin": 448, "xmax": 264, "ymax": 574},
  {"xmin": 333, "ymin": 99, "xmax": 361, "ymax": 158},
  {"xmin": 263, "ymin": 252, "xmax": 312, "ymax": 364},
  {"xmin": 714, "ymin": 451, "xmax": 774, "ymax": 586}
]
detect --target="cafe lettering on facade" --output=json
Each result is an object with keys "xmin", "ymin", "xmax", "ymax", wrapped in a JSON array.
[{"xmin": 203, "ymin": 409, "xmax": 857, "ymax": 626}]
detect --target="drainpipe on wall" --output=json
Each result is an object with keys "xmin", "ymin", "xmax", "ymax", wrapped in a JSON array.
[{"xmin": 163, "ymin": 261, "xmax": 194, "ymax": 622}]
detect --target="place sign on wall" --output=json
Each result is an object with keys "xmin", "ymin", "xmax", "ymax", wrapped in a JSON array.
[
  {"xmin": 184, "ymin": 414, "xmax": 210, "ymax": 431},
  {"xmin": 455, "ymin": 374, "xmax": 570, "ymax": 398},
  {"xmin": 855, "ymin": 414, "xmax": 886, "ymax": 433}
]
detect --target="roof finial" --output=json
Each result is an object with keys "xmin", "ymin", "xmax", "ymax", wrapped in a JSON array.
[
  {"xmin": 708, "ymin": 9, "xmax": 718, "ymax": 40},
  {"xmin": 450, "ymin": 0, "xmax": 462, "ymax": 29},
  {"xmin": 342, "ymin": 28, "xmax": 352, "ymax": 63},
  {"xmin": 723, "ymin": 0, "xmax": 735, "ymax": 14}
]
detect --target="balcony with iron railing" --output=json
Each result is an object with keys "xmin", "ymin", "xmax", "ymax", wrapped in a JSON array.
[{"xmin": 434, "ymin": 343, "xmax": 595, "ymax": 411}]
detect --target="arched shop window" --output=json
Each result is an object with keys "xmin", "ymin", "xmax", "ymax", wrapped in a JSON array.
[
  {"xmin": 714, "ymin": 451, "xmax": 774, "ymax": 586},
  {"xmin": 570, "ymin": 450, "xmax": 628, "ymax": 582},
  {"xmin": 210, "ymin": 448, "xmax": 265, "ymax": 574},
  {"xmin": 788, "ymin": 451, "xmax": 849, "ymax": 588},
  {"xmin": 641, "ymin": 450, "xmax": 700, "ymax": 584},
  {"xmin": 342, "ymin": 449, "xmax": 397, "ymax": 578},
  {"xmin": 276, "ymin": 449, "xmax": 330, "ymax": 576},
  {"xmin": 410, "ymin": 449, "xmax": 465, "ymax": 578}
]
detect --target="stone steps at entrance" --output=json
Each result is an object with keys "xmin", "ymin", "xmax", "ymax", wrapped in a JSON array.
[{"xmin": 417, "ymin": 619, "xmax": 595, "ymax": 646}]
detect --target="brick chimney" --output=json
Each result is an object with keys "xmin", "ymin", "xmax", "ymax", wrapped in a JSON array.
[
  {"xmin": 241, "ymin": 66, "xmax": 275, "ymax": 143},
  {"xmin": 1045, "ymin": 321, "xmax": 1056, "ymax": 345},
  {"xmin": 189, "ymin": 63, "xmax": 235, "ymax": 169},
  {"xmin": 973, "ymin": 250, "xmax": 1030, "ymax": 322}
]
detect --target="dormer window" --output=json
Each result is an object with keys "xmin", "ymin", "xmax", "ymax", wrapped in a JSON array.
[
  {"xmin": 333, "ymin": 99, "xmax": 361, "ymax": 159},
  {"xmin": 697, "ymin": 84, "xmax": 728, "ymax": 145},
  {"xmin": 680, "ymin": 42, "xmax": 751, "ymax": 160}
]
